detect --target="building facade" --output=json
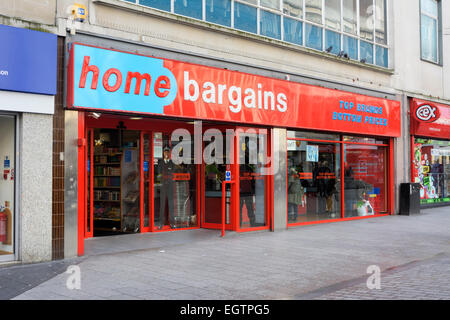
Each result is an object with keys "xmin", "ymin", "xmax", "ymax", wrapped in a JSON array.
[{"xmin": 0, "ymin": 0, "xmax": 448, "ymax": 263}]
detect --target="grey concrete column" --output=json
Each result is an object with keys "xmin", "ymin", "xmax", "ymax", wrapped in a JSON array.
[
  {"xmin": 19, "ymin": 113, "xmax": 53, "ymax": 263},
  {"xmin": 272, "ymin": 128, "xmax": 287, "ymax": 231}
]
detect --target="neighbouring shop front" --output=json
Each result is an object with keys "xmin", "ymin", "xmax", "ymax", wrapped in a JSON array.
[
  {"xmin": 0, "ymin": 24, "xmax": 56, "ymax": 263},
  {"xmin": 410, "ymin": 98, "xmax": 450, "ymax": 207},
  {"xmin": 66, "ymin": 42, "xmax": 401, "ymax": 256}
]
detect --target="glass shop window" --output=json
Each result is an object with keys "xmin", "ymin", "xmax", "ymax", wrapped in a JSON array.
[
  {"xmin": 287, "ymin": 139, "xmax": 341, "ymax": 224},
  {"xmin": 343, "ymin": 143, "xmax": 387, "ymax": 217},
  {"xmin": 413, "ymin": 138, "xmax": 450, "ymax": 205}
]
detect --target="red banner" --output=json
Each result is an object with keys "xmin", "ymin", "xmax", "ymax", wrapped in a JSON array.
[
  {"xmin": 68, "ymin": 43, "xmax": 401, "ymax": 137},
  {"xmin": 410, "ymin": 98, "xmax": 450, "ymax": 139}
]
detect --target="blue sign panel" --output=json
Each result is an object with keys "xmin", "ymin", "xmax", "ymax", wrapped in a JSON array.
[
  {"xmin": 72, "ymin": 44, "xmax": 177, "ymax": 114},
  {"xmin": 0, "ymin": 24, "xmax": 57, "ymax": 95},
  {"xmin": 225, "ymin": 171, "xmax": 231, "ymax": 181}
]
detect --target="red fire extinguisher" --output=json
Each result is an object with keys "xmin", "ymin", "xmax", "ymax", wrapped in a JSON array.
[{"xmin": 0, "ymin": 212, "xmax": 6, "ymax": 243}]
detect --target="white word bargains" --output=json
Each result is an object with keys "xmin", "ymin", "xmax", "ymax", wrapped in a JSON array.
[{"xmin": 183, "ymin": 71, "xmax": 288, "ymax": 114}]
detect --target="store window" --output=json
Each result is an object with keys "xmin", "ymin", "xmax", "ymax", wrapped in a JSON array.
[
  {"xmin": 413, "ymin": 138, "xmax": 450, "ymax": 205},
  {"xmin": 0, "ymin": 115, "xmax": 15, "ymax": 258},
  {"xmin": 122, "ymin": 0, "xmax": 389, "ymax": 67},
  {"xmin": 420, "ymin": 0, "xmax": 441, "ymax": 64},
  {"xmin": 287, "ymin": 132, "xmax": 390, "ymax": 225},
  {"xmin": 287, "ymin": 139, "xmax": 341, "ymax": 223},
  {"xmin": 343, "ymin": 143, "xmax": 387, "ymax": 217}
]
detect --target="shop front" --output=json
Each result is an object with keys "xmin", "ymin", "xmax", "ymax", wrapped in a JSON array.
[
  {"xmin": 410, "ymin": 99, "xmax": 450, "ymax": 207},
  {"xmin": 0, "ymin": 25, "xmax": 56, "ymax": 263},
  {"xmin": 67, "ymin": 43, "xmax": 401, "ymax": 256}
]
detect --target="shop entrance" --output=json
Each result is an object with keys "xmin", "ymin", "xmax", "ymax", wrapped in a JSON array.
[{"xmin": 82, "ymin": 115, "xmax": 271, "ymax": 240}]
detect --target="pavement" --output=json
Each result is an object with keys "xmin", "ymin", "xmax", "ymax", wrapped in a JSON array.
[{"xmin": 1, "ymin": 206, "xmax": 449, "ymax": 300}]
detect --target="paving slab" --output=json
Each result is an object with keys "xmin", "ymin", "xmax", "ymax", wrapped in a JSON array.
[{"xmin": 1, "ymin": 207, "xmax": 449, "ymax": 300}]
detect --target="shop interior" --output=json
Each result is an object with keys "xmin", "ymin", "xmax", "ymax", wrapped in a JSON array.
[
  {"xmin": 85, "ymin": 114, "xmax": 270, "ymax": 238},
  {"xmin": 0, "ymin": 115, "xmax": 15, "ymax": 256}
]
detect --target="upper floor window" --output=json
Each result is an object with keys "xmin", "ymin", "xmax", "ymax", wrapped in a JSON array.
[
  {"xmin": 123, "ymin": 0, "xmax": 389, "ymax": 68},
  {"xmin": 420, "ymin": 0, "xmax": 441, "ymax": 64}
]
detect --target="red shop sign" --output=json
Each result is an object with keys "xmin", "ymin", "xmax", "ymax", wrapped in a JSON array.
[
  {"xmin": 67, "ymin": 43, "xmax": 401, "ymax": 137},
  {"xmin": 411, "ymin": 98, "xmax": 450, "ymax": 138}
]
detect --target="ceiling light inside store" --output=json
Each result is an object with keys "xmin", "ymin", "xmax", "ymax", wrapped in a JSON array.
[{"xmin": 89, "ymin": 112, "xmax": 101, "ymax": 119}]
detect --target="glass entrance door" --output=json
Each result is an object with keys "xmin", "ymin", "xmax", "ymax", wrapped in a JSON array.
[
  {"xmin": 202, "ymin": 128, "xmax": 236, "ymax": 229},
  {"xmin": 237, "ymin": 128, "xmax": 270, "ymax": 231}
]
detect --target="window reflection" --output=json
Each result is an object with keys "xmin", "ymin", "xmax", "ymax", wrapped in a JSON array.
[
  {"xmin": 305, "ymin": 0, "xmax": 322, "ymax": 24},
  {"xmin": 287, "ymin": 140, "xmax": 341, "ymax": 223},
  {"xmin": 261, "ymin": 0, "xmax": 280, "ymax": 10},
  {"xmin": 283, "ymin": 0, "xmax": 303, "ymax": 18},
  {"xmin": 343, "ymin": 0, "xmax": 357, "ymax": 34},
  {"xmin": 325, "ymin": 0, "xmax": 341, "ymax": 31},
  {"xmin": 375, "ymin": 0, "xmax": 387, "ymax": 44},
  {"xmin": 360, "ymin": 0, "xmax": 374, "ymax": 41}
]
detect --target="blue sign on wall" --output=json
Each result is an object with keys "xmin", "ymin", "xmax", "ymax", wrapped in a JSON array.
[{"xmin": 0, "ymin": 24, "xmax": 57, "ymax": 95}]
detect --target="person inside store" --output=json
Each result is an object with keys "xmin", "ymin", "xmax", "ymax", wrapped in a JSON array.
[
  {"xmin": 158, "ymin": 145, "xmax": 175, "ymax": 229},
  {"xmin": 288, "ymin": 167, "xmax": 303, "ymax": 222}
]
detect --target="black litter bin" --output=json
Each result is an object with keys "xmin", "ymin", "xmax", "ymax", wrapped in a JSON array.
[{"xmin": 399, "ymin": 183, "xmax": 421, "ymax": 215}]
